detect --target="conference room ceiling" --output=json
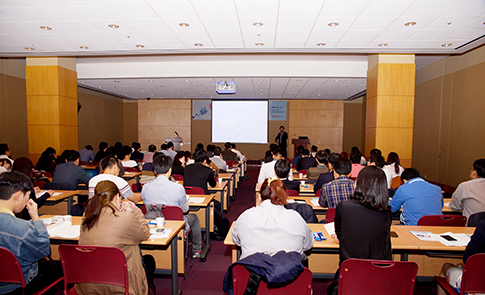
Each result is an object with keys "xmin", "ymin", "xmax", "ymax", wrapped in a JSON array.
[{"xmin": 1, "ymin": 0, "xmax": 484, "ymax": 99}]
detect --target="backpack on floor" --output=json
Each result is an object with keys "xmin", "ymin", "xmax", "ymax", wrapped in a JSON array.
[{"xmin": 210, "ymin": 200, "xmax": 230, "ymax": 241}]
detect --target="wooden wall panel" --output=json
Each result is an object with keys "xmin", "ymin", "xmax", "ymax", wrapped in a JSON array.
[
  {"xmin": 26, "ymin": 96, "xmax": 60, "ymax": 125},
  {"xmin": 343, "ymin": 99, "xmax": 365, "ymax": 154},
  {"xmin": 375, "ymin": 95, "xmax": 414, "ymax": 128},
  {"xmin": 25, "ymin": 66, "xmax": 59, "ymax": 96},
  {"xmin": 59, "ymin": 96, "xmax": 78, "ymax": 126},
  {"xmin": 123, "ymin": 101, "xmax": 139, "ymax": 145},
  {"xmin": 377, "ymin": 63, "xmax": 415, "ymax": 96}
]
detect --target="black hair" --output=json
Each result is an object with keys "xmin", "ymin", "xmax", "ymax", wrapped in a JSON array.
[
  {"xmin": 224, "ymin": 142, "xmax": 232, "ymax": 150},
  {"xmin": 232, "ymin": 143, "xmax": 236, "ymax": 148},
  {"xmin": 174, "ymin": 152, "xmax": 184, "ymax": 165},
  {"xmin": 153, "ymin": 154, "xmax": 172, "ymax": 175},
  {"xmin": 349, "ymin": 152, "xmax": 361, "ymax": 164},
  {"xmin": 167, "ymin": 142, "xmax": 174, "ymax": 149},
  {"xmin": 160, "ymin": 144, "xmax": 167, "ymax": 150},
  {"xmin": 311, "ymin": 145, "xmax": 318, "ymax": 152},
  {"xmin": 99, "ymin": 142, "xmax": 108, "ymax": 150},
  {"xmin": 100, "ymin": 156, "xmax": 118, "ymax": 172},
  {"xmin": 473, "ymin": 159, "xmax": 485, "ymax": 178},
  {"xmin": 148, "ymin": 144, "xmax": 156, "ymax": 153},
  {"xmin": 0, "ymin": 144, "xmax": 9, "ymax": 155},
  {"xmin": 85, "ymin": 145, "xmax": 93, "ymax": 150},
  {"xmin": 269, "ymin": 143, "xmax": 278, "ymax": 151},
  {"xmin": 351, "ymin": 146, "xmax": 362, "ymax": 155},
  {"xmin": 272, "ymin": 148, "xmax": 284, "ymax": 158},
  {"xmin": 195, "ymin": 143, "xmax": 204, "ymax": 152},
  {"xmin": 327, "ymin": 153, "xmax": 342, "ymax": 165},
  {"xmin": 296, "ymin": 145, "xmax": 304, "ymax": 155},
  {"xmin": 120, "ymin": 145, "xmax": 132, "ymax": 158},
  {"xmin": 401, "ymin": 168, "xmax": 420, "ymax": 182},
  {"xmin": 132, "ymin": 142, "xmax": 141, "ymax": 150},
  {"xmin": 324, "ymin": 148, "xmax": 331, "ymax": 155},
  {"xmin": 279, "ymin": 126, "xmax": 285, "ymax": 129},
  {"xmin": 370, "ymin": 148, "xmax": 382, "ymax": 157},
  {"xmin": 274, "ymin": 159, "xmax": 291, "ymax": 179},
  {"xmin": 66, "ymin": 150, "xmax": 80, "ymax": 162},
  {"xmin": 105, "ymin": 147, "xmax": 116, "ymax": 157},
  {"xmin": 352, "ymin": 166, "xmax": 389, "ymax": 211},
  {"xmin": 45, "ymin": 147, "xmax": 56, "ymax": 154},
  {"xmin": 316, "ymin": 150, "xmax": 328, "ymax": 164},
  {"xmin": 152, "ymin": 152, "xmax": 164, "ymax": 161},
  {"xmin": 302, "ymin": 149, "xmax": 310, "ymax": 156},
  {"xmin": 114, "ymin": 142, "xmax": 122, "ymax": 150},
  {"xmin": 333, "ymin": 157, "xmax": 351, "ymax": 176},
  {"xmin": 369, "ymin": 155, "xmax": 385, "ymax": 168},
  {"xmin": 194, "ymin": 150, "xmax": 209, "ymax": 163},
  {"xmin": 214, "ymin": 146, "xmax": 222, "ymax": 156},
  {"xmin": 206, "ymin": 145, "xmax": 215, "ymax": 152},
  {"xmin": 0, "ymin": 171, "xmax": 33, "ymax": 200}
]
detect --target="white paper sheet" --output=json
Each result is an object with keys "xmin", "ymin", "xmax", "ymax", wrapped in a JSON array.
[
  {"xmin": 149, "ymin": 228, "xmax": 172, "ymax": 239},
  {"xmin": 311, "ymin": 198, "xmax": 320, "ymax": 207},
  {"xmin": 188, "ymin": 197, "xmax": 205, "ymax": 204},
  {"xmin": 324, "ymin": 222, "xmax": 335, "ymax": 236}
]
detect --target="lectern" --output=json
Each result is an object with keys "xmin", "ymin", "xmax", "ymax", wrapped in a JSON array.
[
  {"xmin": 164, "ymin": 137, "xmax": 183, "ymax": 151},
  {"xmin": 291, "ymin": 138, "xmax": 311, "ymax": 158}
]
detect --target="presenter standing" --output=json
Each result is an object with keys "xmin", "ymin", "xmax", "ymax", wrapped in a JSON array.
[{"xmin": 275, "ymin": 126, "xmax": 288, "ymax": 158}]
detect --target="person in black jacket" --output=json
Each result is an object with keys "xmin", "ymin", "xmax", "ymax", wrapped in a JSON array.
[
  {"xmin": 275, "ymin": 126, "xmax": 288, "ymax": 158},
  {"xmin": 183, "ymin": 150, "xmax": 216, "ymax": 194},
  {"xmin": 314, "ymin": 153, "xmax": 341, "ymax": 193},
  {"xmin": 274, "ymin": 159, "xmax": 300, "ymax": 193},
  {"xmin": 94, "ymin": 141, "xmax": 108, "ymax": 163}
]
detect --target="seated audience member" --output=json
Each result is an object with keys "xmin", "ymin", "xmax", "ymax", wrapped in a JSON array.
[
  {"xmin": 206, "ymin": 144, "xmax": 215, "ymax": 158},
  {"xmin": 78, "ymin": 180, "xmax": 150, "ymax": 295},
  {"xmin": 351, "ymin": 146, "xmax": 367, "ymax": 165},
  {"xmin": 88, "ymin": 156, "xmax": 134, "ymax": 201},
  {"xmin": 310, "ymin": 145, "xmax": 318, "ymax": 158},
  {"xmin": 141, "ymin": 155, "xmax": 203, "ymax": 258},
  {"xmin": 232, "ymin": 178, "xmax": 313, "ymax": 259},
  {"xmin": 183, "ymin": 150, "xmax": 217, "ymax": 194},
  {"xmin": 222, "ymin": 142, "xmax": 238, "ymax": 163},
  {"xmin": 314, "ymin": 153, "xmax": 342, "ymax": 193},
  {"xmin": 349, "ymin": 152, "xmax": 365, "ymax": 179},
  {"xmin": 35, "ymin": 147, "xmax": 57, "ymax": 174},
  {"xmin": 130, "ymin": 142, "xmax": 144, "ymax": 161},
  {"xmin": 329, "ymin": 166, "xmax": 391, "ymax": 293},
  {"xmin": 120, "ymin": 145, "xmax": 139, "ymax": 169},
  {"xmin": 210, "ymin": 146, "xmax": 227, "ymax": 172},
  {"xmin": 160, "ymin": 143, "xmax": 169, "ymax": 157},
  {"xmin": 52, "ymin": 150, "xmax": 90, "ymax": 189},
  {"xmin": 292, "ymin": 145, "xmax": 305, "ymax": 165},
  {"xmin": 172, "ymin": 152, "xmax": 186, "ymax": 176},
  {"xmin": 114, "ymin": 141, "xmax": 123, "ymax": 156},
  {"xmin": 264, "ymin": 143, "xmax": 278, "ymax": 163},
  {"xmin": 166, "ymin": 142, "xmax": 177, "ymax": 159},
  {"xmin": 0, "ymin": 172, "xmax": 63, "ymax": 294},
  {"xmin": 194, "ymin": 143, "xmax": 204, "ymax": 152},
  {"xmin": 296, "ymin": 149, "xmax": 317, "ymax": 172},
  {"xmin": 0, "ymin": 143, "xmax": 12, "ymax": 160},
  {"xmin": 0, "ymin": 157, "xmax": 12, "ymax": 174},
  {"xmin": 307, "ymin": 150, "xmax": 329, "ymax": 181},
  {"xmin": 183, "ymin": 151, "xmax": 192, "ymax": 162},
  {"xmin": 449, "ymin": 159, "xmax": 485, "ymax": 219},
  {"xmin": 383, "ymin": 152, "xmax": 404, "ymax": 188},
  {"xmin": 231, "ymin": 143, "xmax": 245, "ymax": 162},
  {"xmin": 389, "ymin": 168, "xmax": 443, "ymax": 225},
  {"xmin": 257, "ymin": 149, "xmax": 294, "ymax": 184},
  {"xmin": 12, "ymin": 157, "xmax": 53, "ymax": 216},
  {"xmin": 367, "ymin": 154, "xmax": 386, "ymax": 168},
  {"xmin": 437, "ymin": 220, "xmax": 485, "ymax": 294},
  {"xmin": 274, "ymin": 159, "xmax": 300, "ymax": 192},
  {"xmin": 319, "ymin": 157, "xmax": 354, "ymax": 208},
  {"xmin": 143, "ymin": 144, "xmax": 157, "ymax": 163},
  {"xmin": 324, "ymin": 148, "xmax": 331, "ymax": 155},
  {"xmin": 370, "ymin": 148, "xmax": 382, "ymax": 158},
  {"xmin": 340, "ymin": 151, "xmax": 349, "ymax": 160},
  {"xmin": 78, "ymin": 145, "xmax": 95, "ymax": 163},
  {"xmin": 105, "ymin": 147, "xmax": 125, "ymax": 177},
  {"xmin": 94, "ymin": 141, "xmax": 108, "ymax": 163}
]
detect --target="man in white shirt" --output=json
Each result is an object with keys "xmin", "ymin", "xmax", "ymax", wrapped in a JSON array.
[
  {"xmin": 231, "ymin": 143, "xmax": 245, "ymax": 162},
  {"xmin": 257, "ymin": 149, "xmax": 294, "ymax": 183},
  {"xmin": 209, "ymin": 146, "xmax": 227, "ymax": 171},
  {"xmin": 166, "ymin": 142, "xmax": 177, "ymax": 159},
  {"xmin": 88, "ymin": 156, "xmax": 134, "ymax": 200},
  {"xmin": 449, "ymin": 159, "xmax": 485, "ymax": 219}
]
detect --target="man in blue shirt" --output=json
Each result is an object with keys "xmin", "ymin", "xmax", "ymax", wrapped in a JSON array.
[
  {"xmin": 389, "ymin": 168, "xmax": 444, "ymax": 225},
  {"xmin": 319, "ymin": 157, "xmax": 354, "ymax": 208},
  {"xmin": 141, "ymin": 154, "xmax": 203, "ymax": 258}
]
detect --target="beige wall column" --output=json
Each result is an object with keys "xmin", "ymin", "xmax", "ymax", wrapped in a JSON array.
[
  {"xmin": 365, "ymin": 54, "xmax": 415, "ymax": 167},
  {"xmin": 26, "ymin": 57, "xmax": 78, "ymax": 163}
]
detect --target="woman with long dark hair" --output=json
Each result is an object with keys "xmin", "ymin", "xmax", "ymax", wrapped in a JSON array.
[
  {"xmin": 78, "ymin": 180, "xmax": 150, "ymax": 295},
  {"xmin": 383, "ymin": 152, "xmax": 404, "ymax": 188}
]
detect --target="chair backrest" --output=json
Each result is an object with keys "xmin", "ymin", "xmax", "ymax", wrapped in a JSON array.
[
  {"xmin": 0, "ymin": 247, "xmax": 26, "ymax": 288},
  {"xmin": 315, "ymin": 189, "xmax": 321, "ymax": 198},
  {"xmin": 338, "ymin": 259, "xmax": 418, "ymax": 295},
  {"xmin": 172, "ymin": 174, "xmax": 184, "ymax": 181},
  {"xmin": 286, "ymin": 189, "xmax": 299, "ymax": 196},
  {"xmin": 131, "ymin": 183, "xmax": 144, "ymax": 192},
  {"xmin": 232, "ymin": 265, "xmax": 312, "ymax": 295},
  {"xmin": 80, "ymin": 161, "xmax": 88, "ymax": 165},
  {"xmin": 58, "ymin": 244, "xmax": 129, "ymax": 295},
  {"xmin": 325, "ymin": 207, "xmax": 336, "ymax": 223},
  {"xmin": 417, "ymin": 215, "xmax": 467, "ymax": 227},
  {"xmin": 461, "ymin": 253, "xmax": 485, "ymax": 294},
  {"xmin": 43, "ymin": 182, "xmax": 75, "ymax": 190},
  {"xmin": 124, "ymin": 167, "xmax": 138, "ymax": 172},
  {"xmin": 33, "ymin": 180, "xmax": 46, "ymax": 189},
  {"xmin": 161, "ymin": 205, "xmax": 184, "ymax": 221},
  {"xmin": 226, "ymin": 160, "xmax": 237, "ymax": 168},
  {"xmin": 391, "ymin": 176, "xmax": 403, "ymax": 189},
  {"xmin": 184, "ymin": 186, "xmax": 205, "ymax": 195},
  {"xmin": 467, "ymin": 211, "xmax": 485, "ymax": 227},
  {"xmin": 298, "ymin": 169, "xmax": 308, "ymax": 175}
]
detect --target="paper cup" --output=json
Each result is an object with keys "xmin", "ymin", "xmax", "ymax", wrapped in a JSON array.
[
  {"xmin": 301, "ymin": 181, "xmax": 305, "ymax": 186},
  {"xmin": 218, "ymin": 177, "xmax": 222, "ymax": 183},
  {"xmin": 156, "ymin": 217, "xmax": 165, "ymax": 228},
  {"xmin": 299, "ymin": 173, "xmax": 303, "ymax": 178}
]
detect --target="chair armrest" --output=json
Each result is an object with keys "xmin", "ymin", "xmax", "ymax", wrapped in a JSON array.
[{"xmin": 434, "ymin": 276, "xmax": 459, "ymax": 295}]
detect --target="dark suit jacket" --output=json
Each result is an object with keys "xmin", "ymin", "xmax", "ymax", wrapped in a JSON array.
[
  {"xmin": 222, "ymin": 150, "xmax": 238, "ymax": 162},
  {"xmin": 314, "ymin": 171, "xmax": 334, "ymax": 193},
  {"xmin": 94, "ymin": 150, "xmax": 106, "ymax": 163},
  {"xmin": 172, "ymin": 163, "xmax": 184, "ymax": 176},
  {"xmin": 264, "ymin": 150, "xmax": 273, "ymax": 163},
  {"xmin": 183, "ymin": 162, "xmax": 217, "ymax": 194},
  {"xmin": 296, "ymin": 157, "xmax": 317, "ymax": 172},
  {"xmin": 131, "ymin": 151, "xmax": 144, "ymax": 161},
  {"xmin": 282, "ymin": 179, "xmax": 300, "ymax": 193},
  {"xmin": 52, "ymin": 162, "xmax": 90, "ymax": 189},
  {"xmin": 275, "ymin": 131, "xmax": 288, "ymax": 148}
]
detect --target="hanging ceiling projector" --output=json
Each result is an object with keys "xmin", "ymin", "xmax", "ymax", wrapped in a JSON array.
[{"xmin": 216, "ymin": 81, "xmax": 236, "ymax": 94}]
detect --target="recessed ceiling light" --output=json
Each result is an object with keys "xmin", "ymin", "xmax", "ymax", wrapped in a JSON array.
[
  {"xmin": 114, "ymin": 81, "xmax": 119, "ymax": 83},
  {"xmin": 328, "ymin": 22, "xmax": 339, "ymax": 27},
  {"xmin": 253, "ymin": 22, "xmax": 263, "ymax": 27},
  {"xmin": 378, "ymin": 43, "xmax": 388, "ymax": 47},
  {"xmin": 194, "ymin": 43, "xmax": 203, "ymax": 47},
  {"xmin": 179, "ymin": 23, "xmax": 190, "ymax": 27},
  {"xmin": 316, "ymin": 43, "xmax": 326, "ymax": 46},
  {"xmin": 442, "ymin": 43, "xmax": 452, "ymax": 47},
  {"xmin": 25, "ymin": 47, "xmax": 34, "ymax": 51},
  {"xmin": 148, "ymin": 80, "xmax": 154, "ymax": 82},
  {"xmin": 192, "ymin": 85, "xmax": 197, "ymax": 87},
  {"xmin": 108, "ymin": 24, "xmax": 119, "ymax": 29},
  {"xmin": 79, "ymin": 81, "xmax": 85, "ymax": 83},
  {"xmin": 40, "ymin": 26, "xmax": 52, "ymax": 31},
  {"xmin": 98, "ymin": 86, "xmax": 102, "ymax": 88},
  {"xmin": 151, "ymin": 94, "xmax": 154, "ymax": 96},
  {"xmin": 259, "ymin": 79, "xmax": 264, "ymax": 81},
  {"xmin": 335, "ymin": 80, "xmax": 339, "ymax": 82},
  {"xmin": 255, "ymin": 43, "xmax": 264, "ymax": 46},
  {"xmin": 177, "ymin": 93, "xmax": 181, "ymax": 95},
  {"xmin": 79, "ymin": 45, "xmax": 89, "ymax": 50},
  {"xmin": 184, "ymin": 80, "xmax": 190, "ymax": 82},
  {"xmin": 317, "ymin": 93, "xmax": 321, "ymax": 96},
  {"xmin": 404, "ymin": 22, "xmax": 416, "ymax": 27},
  {"xmin": 135, "ymin": 44, "xmax": 145, "ymax": 48}
]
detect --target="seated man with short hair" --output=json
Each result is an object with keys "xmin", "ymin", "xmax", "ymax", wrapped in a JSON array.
[
  {"xmin": 78, "ymin": 144, "xmax": 95, "ymax": 163},
  {"xmin": 389, "ymin": 168, "xmax": 443, "ymax": 225},
  {"xmin": 319, "ymin": 157, "xmax": 354, "ymax": 208},
  {"xmin": 296, "ymin": 149, "xmax": 317, "ymax": 172},
  {"xmin": 52, "ymin": 150, "xmax": 90, "ymax": 189},
  {"xmin": 0, "ymin": 172, "xmax": 62, "ymax": 294},
  {"xmin": 274, "ymin": 159, "xmax": 300, "ymax": 193},
  {"xmin": 184, "ymin": 150, "xmax": 217, "ymax": 194},
  {"xmin": 257, "ymin": 149, "xmax": 294, "ymax": 184},
  {"xmin": 210, "ymin": 146, "xmax": 227, "ymax": 172},
  {"xmin": 313, "ymin": 153, "xmax": 341, "ymax": 193},
  {"xmin": 449, "ymin": 159, "xmax": 485, "ymax": 219},
  {"xmin": 222, "ymin": 142, "xmax": 238, "ymax": 163},
  {"xmin": 307, "ymin": 150, "xmax": 329, "ymax": 182},
  {"xmin": 141, "ymin": 155, "xmax": 203, "ymax": 258}
]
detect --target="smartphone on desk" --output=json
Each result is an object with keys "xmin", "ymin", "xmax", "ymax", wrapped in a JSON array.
[{"xmin": 440, "ymin": 235, "xmax": 457, "ymax": 241}]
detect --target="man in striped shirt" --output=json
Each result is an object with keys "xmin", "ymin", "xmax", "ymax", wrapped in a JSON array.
[{"xmin": 319, "ymin": 157, "xmax": 354, "ymax": 208}]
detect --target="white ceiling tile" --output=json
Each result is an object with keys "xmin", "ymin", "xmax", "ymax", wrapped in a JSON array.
[
  {"xmin": 244, "ymin": 39, "xmax": 275, "ymax": 48},
  {"xmin": 408, "ymin": 30, "xmax": 453, "ymax": 41},
  {"xmin": 163, "ymin": 18, "xmax": 206, "ymax": 31},
  {"xmin": 108, "ymin": 4, "xmax": 160, "ymax": 19},
  {"xmin": 19, "ymin": 22, "xmax": 70, "ymax": 34},
  {"xmin": 349, "ymin": 17, "xmax": 395, "ymax": 30},
  {"xmin": 395, "ymin": 40, "xmax": 436, "ymax": 48},
  {"xmin": 16, "ymin": 34, "xmax": 57, "ymax": 45},
  {"xmin": 207, "ymin": 30, "xmax": 242, "ymax": 40},
  {"xmin": 275, "ymin": 39, "xmax": 307, "ymax": 48},
  {"xmin": 175, "ymin": 30, "xmax": 212, "ymax": 41},
  {"xmin": 101, "ymin": 0, "xmax": 147, "ymax": 4},
  {"xmin": 201, "ymin": 18, "xmax": 241, "ymax": 30},
  {"xmin": 77, "ymin": 32, "xmax": 118, "ymax": 43},
  {"xmin": 0, "ymin": 22, "xmax": 37, "ymax": 34},
  {"xmin": 148, "ymin": 3, "xmax": 199, "ymax": 19},
  {"xmin": 320, "ymin": 1, "xmax": 369, "ymax": 18},
  {"xmin": 443, "ymin": 28, "xmax": 485, "ymax": 39},
  {"xmin": 0, "ymin": 34, "xmax": 27, "ymax": 44},
  {"xmin": 140, "ymin": 30, "xmax": 179, "ymax": 41},
  {"xmin": 108, "ymin": 30, "xmax": 150, "ymax": 42},
  {"xmin": 35, "ymin": 42, "xmax": 78, "ymax": 51},
  {"xmin": 127, "ymin": 19, "xmax": 170, "ymax": 31},
  {"xmin": 308, "ymin": 29, "xmax": 346, "ymax": 40},
  {"xmin": 241, "ymin": 29, "xmax": 276, "ymax": 40},
  {"xmin": 276, "ymin": 30, "xmax": 311, "ymax": 39},
  {"xmin": 426, "ymin": 40, "xmax": 467, "ymax": 48},
  {"xmin": 277, "ymin": 18, "xmax": 316, "ymax": 30},
  {"xmin": 0, "ymin": 7, "xmax": 48, "ymax": 22},
  {"xmin": 0, "ymin": 0, "xmax": 21, "ymax": 6},
  {"xmin": 45, "ymin": 33, "xmax": 90, "ymax": 44},
  {"xmin": 359, "ymin": 1, "xmax": 413, "ymax": 18},
  {"xmin": 464, "ymin": 16, "xmax": 485, "ymax": 29},
  {"xmin": 313, "ymin": 17, "xmax": 355, "ymax": 30},
  {"xmin": 181, "ymin": 40, "xmax": 215, "ymax": 48},
  {"xmin": 424, "ymin": 16, "xmax": 477, "ymax": 30},
  {"xmin": 401, "ymin": 0, "xmax": 461, "ymax": 17},
  {"xmin": 119, "ymin": 40, "xmax": 156, "ymax": 49},
  {"xmin": 191, "ymin": 1, "xmax": 238, "ymax": 18},
  {"xmin": 443, "ymin": 0, "xmax": 485, "ymax": 17},
  {"xmin": 278, "ymin": 1, "xmax": 324, "ymax": 18},
  {"xmin": 68, "ymin": 5, "xmax": 121, "ymax": 20},
  {"xmin": 342, "ymin": 30, "xmax": 381, "ymax": 40},
  {"xmin": 234, "ymin": 1, "xmax": 279, "ymax": 19},
  {"xmin": 374, "ymin": 29, "xmax": 415, "ymax": 41},
  {"xmin": 32, "ymin": 6, "xmax": 85, "ymax": 22},
  {"xmin": 52, "ymin": 21, "xmax": 101, "ymax": 33},
  {"xmin": 56, "ymin": 0, "xmax": 103, "ymax": 6},
  {"xmin": 335, "ymin": 39, "xmax": 371, "ymax": 48},
  {"xmin": 385, "ymin": 16, "xmax": 435, "ymax": 30},
  {"xmin": 238, "ymin": 17, "xmax": 277, "ymax": 30}
]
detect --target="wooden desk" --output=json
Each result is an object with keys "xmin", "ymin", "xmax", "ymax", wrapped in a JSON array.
[
  {"xmin": 122, "ymin": 171, "xmax": 141, "ymax": 187},
  {"xmin": 220, "ymin": 172, "xmax": 236, "ymax": 202},
  {"xmin": 43, "ymin": 190, "xmax": 82, "ymax": 214},
  {"xmin": 209, "ymin": 181, "xmax": 228, "ymax": 214},
  {"xmin": 134, "ymin": 192, "xmax": 216, "ymax": 261},
  {"xmin": 81, "ymin": 164, "xmax": 99, "ymax": 170},
  {"xmin": 45, "ymin": 215, "xmax": 185, "ymax": 295}
]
